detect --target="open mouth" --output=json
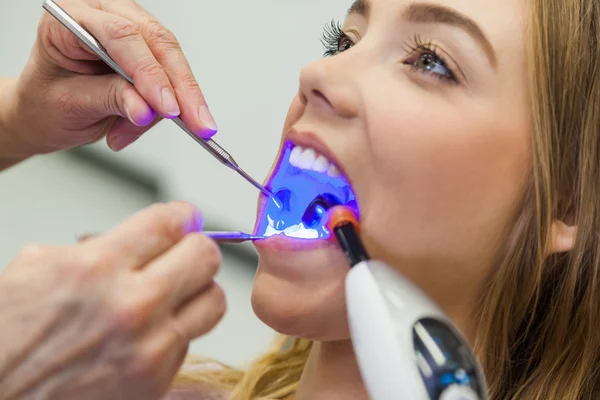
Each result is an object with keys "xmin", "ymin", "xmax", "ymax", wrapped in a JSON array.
[{"xmin": 255, "ymin": 140, "xmax": 359, "ymax": 240}]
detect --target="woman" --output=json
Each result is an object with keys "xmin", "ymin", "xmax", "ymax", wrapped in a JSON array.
[{"xmin": 170, "ymin": 0, "xmax": 600, "ymax": 398}]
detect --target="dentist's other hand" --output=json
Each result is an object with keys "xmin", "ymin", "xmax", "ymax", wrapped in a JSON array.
[
  {"xmin": 0, "ymin": 202, "xmax": 226, "ymax": 400},
  {"xmin": 4, "ymin": 0, "xmax": 217, "ymax": 158}
]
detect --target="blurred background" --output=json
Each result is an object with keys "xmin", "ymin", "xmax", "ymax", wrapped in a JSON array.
[{"xmin": 0, "ymin": 0, "xmax": 348, "ymax": 367}]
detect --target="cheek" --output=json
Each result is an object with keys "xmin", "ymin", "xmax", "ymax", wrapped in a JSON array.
[{"xmin": 360, "ymin": 89, "xmax": 530, "ymax": 265}]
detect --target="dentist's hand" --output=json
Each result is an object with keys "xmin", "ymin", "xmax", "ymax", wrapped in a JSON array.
[
  {"xmin": 5, "ymin": 0, "xmax": 217, "ymax": 158},
  {"xmin": 0, "ymin": 202, "xmax": 226, "ymax": 400}
]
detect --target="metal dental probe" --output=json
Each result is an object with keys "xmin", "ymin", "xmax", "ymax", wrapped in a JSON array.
[
  {"xmin": 42, "ymin": 0, "xmax": 278, "ymax": 201},
  {"xmin": 202, "ymin": 232, "xmax": 266, "ymax": 244},
  {"xmin": 77, "ymin": 231, "xmax": 264, "ymax": 244}
]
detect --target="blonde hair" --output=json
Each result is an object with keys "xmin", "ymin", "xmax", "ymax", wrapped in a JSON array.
[
  {"xmin": 175, "ymin": 0, "xmax": 600, "ymax": 398},
  {"xmin": 175, "ymin": 336, "xmax": 311, "ymax": 400}
]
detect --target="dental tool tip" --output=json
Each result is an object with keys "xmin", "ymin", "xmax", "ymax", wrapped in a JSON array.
[{"xmin": 236, "ymin": 167, "xmax": 281, "ymax": 204}]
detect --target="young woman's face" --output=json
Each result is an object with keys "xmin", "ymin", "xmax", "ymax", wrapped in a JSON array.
[{"xmin": 252, "ymin": 0, "xmax": 531, "ymax": 340}]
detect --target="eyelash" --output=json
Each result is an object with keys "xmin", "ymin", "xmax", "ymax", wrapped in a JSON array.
[{"xmin": 320, "ymin": 20, "xmax": 458, "ymax": 84}]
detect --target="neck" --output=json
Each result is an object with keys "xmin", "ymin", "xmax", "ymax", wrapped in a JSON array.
[{"xmin": 294, "ymin": 340, "xmax": 369, "ymax": 400}]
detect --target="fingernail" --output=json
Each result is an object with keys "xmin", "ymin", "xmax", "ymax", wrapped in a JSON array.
[
  {"xmin": 180, "ymin": 204, "xmax": 204, "ymax": 233},
  {"xmin": 198, "ymin": 105, "xmax": 218, "ymax": 133},
  {"xmin": 161, "ymin": 88, "xmax": 180, "ymax": 118},
  {"xmin": 124, "ymin": 103, "xmax": 139, "ymax": 126},
  {"xmin": 108, "ymin": 133, "xmax": 140, "ymax": 152}
]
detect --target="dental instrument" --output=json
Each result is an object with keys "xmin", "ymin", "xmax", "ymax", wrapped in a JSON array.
[
  {"xmin": 42, "ymin": 0, "xmax": 278, "ymax": 201},
  {"xmin": 203, "ymin": 231, "xmax": 265, "ymax": 244},
  {"xmin": 78, "ymin": 231, "xmax": 264, "ymax": 245},
  {"xmin": 325, "ymin": 205, "xmax": 489, "ymax": 400}
]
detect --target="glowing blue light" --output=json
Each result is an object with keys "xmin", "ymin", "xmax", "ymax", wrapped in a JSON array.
[
  {"xmin": 256, "ymin": 141, "xmax": 359, "ymax": 239},
  {"xmin": 440, "ymin": 373, "xmax": 455, "ymax": 386}
]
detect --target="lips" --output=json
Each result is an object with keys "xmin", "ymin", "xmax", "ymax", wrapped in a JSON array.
[{"xmin": 254, "ymin": 130, "xmax": 358, "ymax": 248}]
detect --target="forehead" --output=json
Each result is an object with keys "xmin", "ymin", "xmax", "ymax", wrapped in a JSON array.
[{"xmin": 349, "ymin": 0, "xmax": 527, "ymax": 61}]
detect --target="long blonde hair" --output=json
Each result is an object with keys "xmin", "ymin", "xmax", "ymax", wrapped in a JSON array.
[{"xmin": 175, "ymin": 0, "xmax": 600, "ymax": 398}]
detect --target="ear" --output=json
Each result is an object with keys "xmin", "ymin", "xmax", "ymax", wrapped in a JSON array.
[{"xmin": 549, "ymin": 220, "xmax": 577, "ymax": 254}]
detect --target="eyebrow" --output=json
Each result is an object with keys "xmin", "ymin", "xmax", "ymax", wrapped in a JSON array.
[{"xmin": 348, "ymin": 0, "xmax": 497, "ymax": 69}]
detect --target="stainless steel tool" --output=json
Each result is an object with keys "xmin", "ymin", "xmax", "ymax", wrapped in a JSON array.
[
  {"xmin": 42, "ymin": 0, "xmax": 277, "ymax": 200},
  {"xmin": 78, "ymin": 231, "xmax": 265, "ymax": 245},
  {"xmin": 203, "ymin": 231, "xmax": 266, "ymax": 244}
]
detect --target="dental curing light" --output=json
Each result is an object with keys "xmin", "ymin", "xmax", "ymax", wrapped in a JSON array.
[{"xmin": 326, "ymin": 206, "xmax": 489, "ymax": 400}]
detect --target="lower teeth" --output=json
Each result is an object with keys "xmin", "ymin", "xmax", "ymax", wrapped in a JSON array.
[{"xmin": 264, "ymin": 223, "xmax": 320, "ymax": 239}]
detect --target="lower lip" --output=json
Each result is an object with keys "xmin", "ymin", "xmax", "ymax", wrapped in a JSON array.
[{"xmin": 254, "ymin": 234, "xmax": 337, "ymax": 252}]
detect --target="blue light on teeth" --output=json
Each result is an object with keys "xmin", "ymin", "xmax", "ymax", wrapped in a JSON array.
[{"xmin": 256, "ymin": 141, "xmax": 359, "ymax": 239}]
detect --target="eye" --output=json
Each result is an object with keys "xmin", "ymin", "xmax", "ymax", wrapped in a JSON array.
[
  {"xmin": 321, "ymin": 20, "xmax": 355, "ymax": 57},
  {"xmin": 412, "ymin": 53, "xmax": 453, "ymax": 79},
  {"xmin": 403, "ymin": 35, "xmax": 458, "ymax": 83},
  {"xmin": 337, "ymin": 36, "xmax": 355, "ymax": 53}
]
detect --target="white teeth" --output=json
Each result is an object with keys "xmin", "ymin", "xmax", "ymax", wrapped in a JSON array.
[
  {"xmin": 264, "ymin": 223, "xmax": 320, "ymax": 239},
  {"xmin": 298, "ymin": 148, "xmax": 317, "ymax": 169},
  {"xmin": 289, "ymin": 145, "xmax": 303, "ymax": 167},
  {"xmin": 289, "ymin": 145, "xmax": 344, "ymax": 178},
  {"xmin": 313, "ymin": 155, "xmax": 329, "ymax": 173},
  {"xmin": 328, "ymin": 164, "xmax": 341, "ymax": 178}
]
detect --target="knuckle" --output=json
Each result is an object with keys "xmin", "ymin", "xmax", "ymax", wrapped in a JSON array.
[
  {"xmin": 17, "ymin": 243, "xmax": 51, "ymax": 262},
  {"xmin": 143, "ymin": 203, "xmax": 188, "ymax": 242},
  {"xmin": 69, "ymin": 251, "xmax": 113, "ymax": 283},
  {"xmin": 142, "ymin": 18, "xmax": 179, "ymax": 48},
  {"xmin": 128, "ymin": 345, "xmax": 165, "ymax": 380},
  {"xmin": 134, "ymin": 59, "xmax": 166, "ymax": 84},
  {"xmin": 178, "ymin": 73, "xmax": 201, "ymax": 92},
  {"xmin": 112, "ymin": 288, "xmax": 160, "ymax": 334},
  {"xmin": 104, "ymin": 17, "xmax": 139, "ymax": 42}
]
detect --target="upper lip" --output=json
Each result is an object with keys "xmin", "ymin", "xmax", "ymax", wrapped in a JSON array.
[{"xmin": 286, "ymin": 128, "xmax": 350, "ymax": 181}]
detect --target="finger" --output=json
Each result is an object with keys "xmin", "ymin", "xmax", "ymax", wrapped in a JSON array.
[
  {"xmin": 7, "ymin": 243, "xmax": 66, "ymax": 271},
  {"xmin": 98, "ymin": 2, "xmax": 218, "ymax": 138},
  {"xmin": 145, "ymin": 233, "xmax": 222, "ymax": 309},
  {"xmin": 171, "ymin": 282, "xmax": 227, "ymax": 341},
  {"xmin": 70, "ymin": 6, "xmax": 181, "ymax": 119},
  {"xmin": 38, "ymin": 10, "xmax": 97, "ymax": 62},
  {"xmin": 107, "ymin": 114, "xmax": 162, "ymax": 152},
  {"xmin": 77, "ymin": 233, "xmax": 98, "ymax": 243},
  {"xmin": 82, "ymin": 202, "xmax": 203, "ymax": 270},
  {"xmin": 59, "ymin": 73, "xmax": 155, "ymax": 126}
]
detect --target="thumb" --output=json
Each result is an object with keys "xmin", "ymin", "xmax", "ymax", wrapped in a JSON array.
[{"xmin": 71, "ymin": 74, "xmax": 156, "ymax": 127}]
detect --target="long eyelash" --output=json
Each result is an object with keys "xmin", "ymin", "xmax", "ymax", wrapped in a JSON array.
[
  {"xmin": 321, "ymin": 19, "xmax": 345, "ymax": 57},
  {"xmin": 402, "ymin": 34, "xmax": 457, "ymax": 82}
]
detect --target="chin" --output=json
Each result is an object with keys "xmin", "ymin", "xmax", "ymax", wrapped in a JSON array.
[
  {"xmin": 249, "ymin": 133, "xmax": 360, "ymax": 341},
  {"xmin": 252, "ymin": 251, "xmax": 350, "ymax": 341}
]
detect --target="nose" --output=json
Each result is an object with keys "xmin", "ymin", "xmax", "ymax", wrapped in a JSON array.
[{"xmin": 298, "ymin": 55, "xmax": 360, "ymax": 120}]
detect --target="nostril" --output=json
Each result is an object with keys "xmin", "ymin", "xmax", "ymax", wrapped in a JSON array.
[{"xmin": 312, "ymin": 89, "xmax": 333, "ymax": 108}]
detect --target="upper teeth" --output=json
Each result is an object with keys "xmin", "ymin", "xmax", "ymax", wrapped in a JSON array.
[{"xmin": 289, "ymin": 145, "xmax": 341, "ymax": 178}]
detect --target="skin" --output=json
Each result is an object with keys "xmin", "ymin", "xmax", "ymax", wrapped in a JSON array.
[
  {"xmin": 0, "ymin": 0, "xmax": 218, "ymax": 172},
  {"xmin": 0, "ymin": 0, "xmax": 579, "ymax": 398},
  {"xmin": 250, "ymin": 0, "xmax": 564, "ymax": 398},
  {"xmin": 0, "ymin": 1, "xmax": 225, "ymax": 398}
]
